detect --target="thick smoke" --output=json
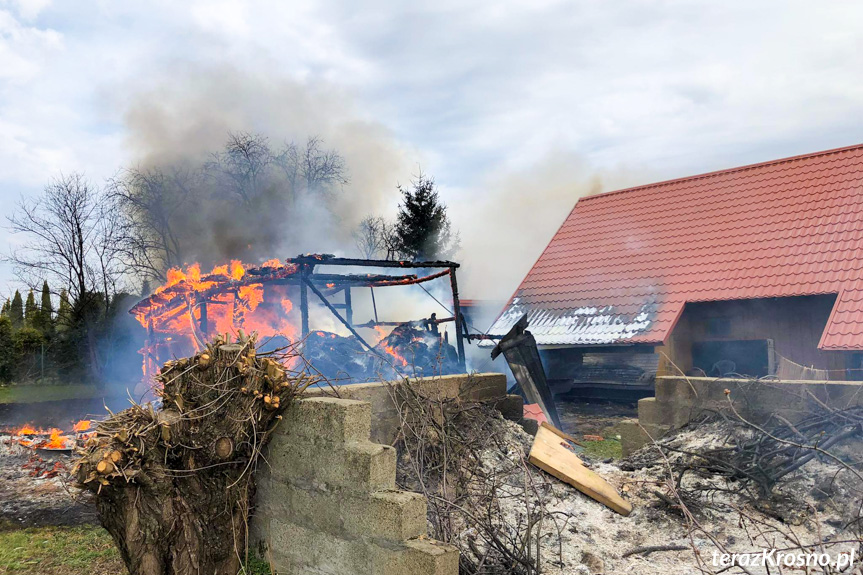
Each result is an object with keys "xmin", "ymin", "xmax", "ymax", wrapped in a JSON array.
[
  {"xmin": 120, "ymin": 64, "xmax": 414, "ymax": 270},
  {"xmin": 453, "ymin": 150, "xmax": 652, "ymax": 303}
]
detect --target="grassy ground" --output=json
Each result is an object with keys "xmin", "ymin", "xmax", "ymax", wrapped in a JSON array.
[
  {"xmin": 0, "ymin": 385, "xmax": 103, "ymax": 405},
  {"xmin": 582, "ymin": 436, "xmax": 623, "ymax": 459},
  {"xmin": 0, "ymin": 525, "xmax": 273, "ymax": 575},
  {"xmin": 0, "ymin": 525, "xmax": 125, "ymax": 575}
]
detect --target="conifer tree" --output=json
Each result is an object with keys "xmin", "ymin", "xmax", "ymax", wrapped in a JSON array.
[
  {"xmin": 9, "ymin": 291, "xmax": 23, "ymax": 328},
  {"xmin": 38, "ymin": 281, "xmax": 53, "ymax": 334},
  {"xmin": 0, "ymin": 316, "xmax": 12, "ymax": 382},
  {"xmin": 394, "ymin": 173, "xmax": 460, "ymax": 260},
  {"xmin": 24, "ymin": 290, "xmax": 38, "ymax": 327},
  {"xmin": 1, "ymin": 299, "xmax": 9, "ymax": 318},
  {"xmin": 56, "ymin": 289, "xmax": 72, "ymax": 331}
]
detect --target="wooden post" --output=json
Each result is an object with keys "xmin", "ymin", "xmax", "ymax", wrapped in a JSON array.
[
  {"xmin": 300, "ymin": 268, "xmax": 309, "ymax": 338},
  {"xmin": 369, "ymin": 287, "xmax": 378, "ymax": 322},
  {"xmin": 449, "ymin": 267, "xmax": 466, "ymax": 371},
  {"xmin": 344, "ymin": 286, "xmax": 353, "ymax": 326},
  {"xmin": 199, "ymin": 300, "xmax": 208, "ymax": 336}
]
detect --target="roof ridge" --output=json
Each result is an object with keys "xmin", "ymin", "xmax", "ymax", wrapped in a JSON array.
[{"xmin": 581, "ymin": 142, "xmax": 863, "ymax": 202}]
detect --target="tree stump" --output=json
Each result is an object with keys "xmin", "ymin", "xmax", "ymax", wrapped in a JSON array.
[{"xmin": 74, "ymin": 335, "xmax": 313, "ymax": 575}]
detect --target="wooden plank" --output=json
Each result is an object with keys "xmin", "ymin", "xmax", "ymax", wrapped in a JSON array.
[
  {"xmin": 529, "ymin": 424, "xmax": 633, "ymax": 516},
  {"xmin": 539, "ymin": 421, "xmax": 584, "ymax": 447}
]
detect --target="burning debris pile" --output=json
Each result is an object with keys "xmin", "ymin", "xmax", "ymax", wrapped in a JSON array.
[
  {"xmin": 73, "ymin": 333, "xmax": 314, "ymax": 575},
  {"xmin": 0, "ymin": 423, "xmax": 98, "ymax": 528},
  {"xmin": 131, "ymin": 254, "xmax": 468, "ymax": 390},
  {"xmin": 9, "ymin": 420, "xmax": 93, "ymax": 451},
  {"xmin": 304, "ymin": 323, "xmax": 461, "ymax": 381}
]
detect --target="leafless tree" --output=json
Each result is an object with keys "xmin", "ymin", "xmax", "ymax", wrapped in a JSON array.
[
  {"xmin": 109, "ymin": 166, "xmax": 198, "ymax": 282},
  {"xmin": 6, "ymin": 173, "xmax": 123, "ymax": 307},
  {"xmin": 275, "ymin": 135, "xmax": 348, "ymax": 195},
  {"xmin": 353, "ymin": 215, "xmax": 402, "ymax": 260},
  {"xmin": 353, "ymin": 215, "xmax": 385, "ymax": 258},
  {"xmin": 379, "ymin": 219, "xmax": 401, "ymax": 260},
  {"xmin": 206, "ymin": 131, "xmax": 274, "ymax": 206}
]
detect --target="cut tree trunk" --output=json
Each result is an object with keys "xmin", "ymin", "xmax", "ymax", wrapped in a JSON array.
[{"xmin": 74, "ymin": 334, "xmax": 312, "ymax": 575}]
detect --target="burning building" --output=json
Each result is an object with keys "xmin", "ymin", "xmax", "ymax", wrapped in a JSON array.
[
  {"xmin": 130, "ymin": 254, "xmax": 468, "ymax": 387},
  {"xmin": 485, "ymin": 143, "xmax": 863, "ymax": 395}
]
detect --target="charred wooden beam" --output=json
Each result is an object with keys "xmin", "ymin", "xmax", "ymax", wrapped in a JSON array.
[
  {"xmin": 288, "ymin": 255, "xmax": 460, "ymax": 269},
  {"xmin": 491, "ymin": 314, "xmax": 563, "ymax": 430},
  {"xmin": 309, "ymin": 273, "xmax": 417, "ymax": 284},
  {"xmin": 302, "ymin": 277, "xmax": 387, "ymax": 361},
  {"xmin": 355, "ymin": 317, "xmax": 455, "ymax": 329},
  {"xmin": 449, "ymin": 266, "xmax": 466, "ymax": 371},
  {"xmin": 344, "ymin": 287, "xmax": 353, "ymax": 326},
  {"xmin": 199, "ymin": 300, "xmax": 208, "ymax": 335},
  {"xmin": 299, "ymin": 264, "xmax": 312, "ymax": 338}
]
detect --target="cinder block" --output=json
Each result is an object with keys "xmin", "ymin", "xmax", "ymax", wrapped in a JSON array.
[
  {"xmin": 493, "ymin": 394, "xmax": 524, "ymax": 420},
  {"xmin": 638, "ymin": 397, "xmax": 691, "ymax": 429},
  {"xmin": 270, "ymin": 519, "xmax": 372, "ymax": 574},
  {"xmin": 268, "ymin": 438, "xmax": 396, "ymax": 493},
  {"xmin": 618, "ymin": 419, "xmax": 671, "ymax": 457},
  {"xmin": 655, "ymin": 377, "xmax": 696, "ymax": 403},
  {"xmin": 458, "ymin": 373, "xmax": 507, "ymax": 402},
  {"xmin": 372, "ymin": 538, "xmax": 459, "ymax": 575},
  {"xmin": 263, "ymin": 481, "xmax": 342, "ymax": 536},
  {"xmin": 343, "ymin": 490, "xmax": 427, "ymax": 541},
  {"xmin": 280, "ymin": 396, "xmax": 372, "ymax": 444}
]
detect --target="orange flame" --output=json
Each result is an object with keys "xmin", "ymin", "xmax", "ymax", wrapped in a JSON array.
[
  {"xmin": 131, "ymin": 259, "xmax": 301, "ymax": 376},
  {"xmin": 73, "ymin": 420, "xmax": 91, "ymax": 433},
  {"xmin": 16, "ymin": 424, "xmax": 38, "ymax": 436},
  {"xmin": 45, "ymin": 429, "xmax": 68, "ymax": 449},
  {"xmin": 230, "ymin": 260, "xmax": 245, "ymax": 281}
]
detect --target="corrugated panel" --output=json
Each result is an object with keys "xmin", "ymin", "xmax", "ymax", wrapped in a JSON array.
[{"xmin": 485, "ymin": 144, "xmax": 863, "ymax": 349}]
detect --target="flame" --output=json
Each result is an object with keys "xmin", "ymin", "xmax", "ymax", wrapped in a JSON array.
[
  {"xmin": 237, "ymin": 284, "xmax": 264, "ymax": 311},
  {"xmin": 45, "ymin": 429, "xmax": 67, "ymax": 449},
  {"xmin": 73, "ymin": 420, "xmax": 91, "ymax": 433},
  {"xmin": 230, "ymin": 260, "xmax": 245, "ymax": 281},
  {"xmin": 384, "ymin": 345, "xmax": 408, "ymax": 367},
  {"xmin": 131, "ymin": 259, "xmax": 301, "ymax": 377},
  {"xmin": 16, "ymin": 424, "xmax": 38, "ymax": 436}
]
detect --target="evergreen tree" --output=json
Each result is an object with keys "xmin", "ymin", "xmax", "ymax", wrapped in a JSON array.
[
  {"xmin": 0, "ymin": 316, "xmax": 12, "ymax": 382},
  {"xmin": 56, "ymin": 289, "xmax": 72, "ymax": 332},
  {"xmin": 1, "ymin": 299, "xmax": 9, "ymax": 318},
  {"xmin": 37, "ymin": 281, "xmax": 53, "ymax": 334},
  {"xmin": 24, "ymin": 290, "xmax": 38, "ymax": 327},
  {"xmin": 9, "ymin": 290, "xmax": 23, "ymax": 328},
  {"xmin": 394, "ymin": 173, "xmax": 460, "ymax": 260}
]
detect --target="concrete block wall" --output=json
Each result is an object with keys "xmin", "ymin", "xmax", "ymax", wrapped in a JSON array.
[
  {"xmin": 620, "ymin": 376, "xmax": 863, "ymax": 456},
  {"xmin": 306, "ymin": 373, "xmax": 518, "ymax": 444},
  {"xmin": 253, "ymin": 396, "xmax": 458, "ymax": 575},
  {"xmin": 252, "ymin": 373, "xmax": 520, "ymax": 575}
]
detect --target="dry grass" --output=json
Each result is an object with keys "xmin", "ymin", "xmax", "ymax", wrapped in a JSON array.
[{"xmin": 0, "ymin": 525, "xmax": 125, "ymax": 575}]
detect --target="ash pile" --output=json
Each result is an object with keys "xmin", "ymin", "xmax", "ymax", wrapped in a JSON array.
[{"xmin": 0, "ymin": 425, "xmax": 97, "ymax": 528}]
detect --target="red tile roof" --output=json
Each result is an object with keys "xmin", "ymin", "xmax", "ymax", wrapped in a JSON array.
[{"xmin": 487, "ymin": 144, "xmax": 863, "ymax": 350}]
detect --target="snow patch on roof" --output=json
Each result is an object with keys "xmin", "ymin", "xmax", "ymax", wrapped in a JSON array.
[{"xmin": 481, "ymin": 297, "xmax": 656, "ymax": 346}]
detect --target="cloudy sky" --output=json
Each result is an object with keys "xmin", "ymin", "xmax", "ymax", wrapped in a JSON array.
[{"xmin": 2, "ymin": 0, "xmax": 862, "ymax": 299}]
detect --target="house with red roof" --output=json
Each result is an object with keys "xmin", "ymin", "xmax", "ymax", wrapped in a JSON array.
[{"xmin": 485, "ymin": 144, "xmax": 863, "ymax": 393}]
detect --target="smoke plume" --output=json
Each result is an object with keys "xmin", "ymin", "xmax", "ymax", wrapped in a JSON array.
[
  {"xmin": 120, "ymin": 63, "xmax": 413, "ymax": 270},
  {"xmin": 453, "ymin": 150, "xmax": 652, "ymax": 303}
]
